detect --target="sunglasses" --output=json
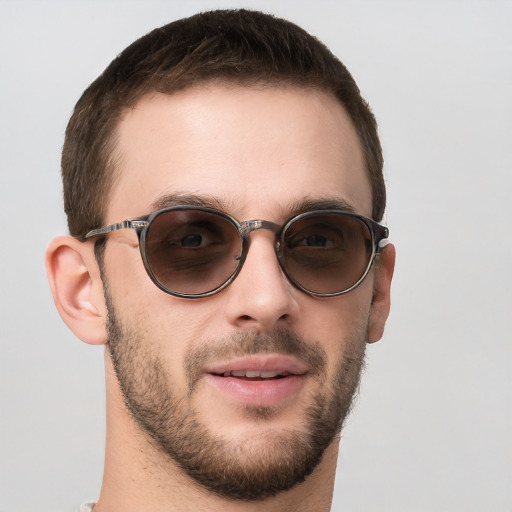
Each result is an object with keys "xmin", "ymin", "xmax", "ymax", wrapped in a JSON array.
[{"xmin": 83, "ymin": 205, "xmax": 389, "ymax": 298}]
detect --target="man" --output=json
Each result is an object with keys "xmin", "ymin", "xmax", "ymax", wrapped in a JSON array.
[{"xmin": 46, "ymin": 9, "xmax": 395, "ymax": 512}]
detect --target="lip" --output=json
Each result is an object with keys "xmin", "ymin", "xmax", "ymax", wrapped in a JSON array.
[
  {"xmin": 205, "ymin": 354, "xmax": 309, "ymax": 376},
  {"xmin": 204, "ymin": 354, "xmax": 309, "ymax": 407}
]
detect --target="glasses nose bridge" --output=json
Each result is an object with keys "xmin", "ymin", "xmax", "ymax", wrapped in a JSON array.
[
  {"xmin": 238, "ymin": 219, "xmax": 282, "ymax": 264},
  {"xmin": 239, "ymin": 219, "xmax": 280, "ymax": 239},
  {"xmin": 235, "ymin": 219, "xmax": 287, "ymax": 289}
]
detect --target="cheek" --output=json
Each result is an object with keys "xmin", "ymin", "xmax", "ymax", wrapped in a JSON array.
[
  {"xmin": 105, "ymin": 243, "xmax": 225, "ymax": 361},
  {"xmin": 297, "ymin": 287, "xmax": 372, "ymax": 364},
  {"xmin": 106, "ymin": 241, "xmax": 151, "ymax": 296}
]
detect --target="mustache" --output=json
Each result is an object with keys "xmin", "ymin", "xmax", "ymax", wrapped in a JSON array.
[{"xmin": 185, "ymin": 330, "xmax": 327, "ymax": 393}]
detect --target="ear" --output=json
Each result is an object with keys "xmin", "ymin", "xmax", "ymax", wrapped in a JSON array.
[
  {"xmin": 367, "ymin": 243, "xmax": 395, "ymax": 343},
  {"xmin": 46, "ymin": 235, "xmax": 107, "ymax": 345}
]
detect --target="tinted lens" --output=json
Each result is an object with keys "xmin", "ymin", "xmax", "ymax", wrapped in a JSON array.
[
  {"xmin": 281, "ymin": 212, "xmax": 374, "ymax": 295},
  {"xmin": 143, "ymin": 209, "xmax": 242, "ymax": 296}
]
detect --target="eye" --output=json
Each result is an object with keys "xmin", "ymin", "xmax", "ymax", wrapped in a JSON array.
[
  {"xmin": 164, "ymin": 221, "xmax": 224, "ymax": 249},
  {"xmin": 287, "ymin": 226, "xmax": 344, "ymax": 250},
  {"xmin": 179, "ymin": 233, "xmax": 207, "ymax": 248},
  {"xmin": 297, "ymin": 234, "xmax": 335, "ymax": 248}
]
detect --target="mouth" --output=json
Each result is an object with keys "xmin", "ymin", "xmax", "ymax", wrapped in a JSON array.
[
  {"xmin": 215, "ymin": 370, "xmax": 293, "ymax": 380},
  {"xmin": 203, "ymin": 355, "xmax": 309, "ymax": 407}
]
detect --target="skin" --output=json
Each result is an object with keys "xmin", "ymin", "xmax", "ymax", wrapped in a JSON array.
[{"xmin": 46, "ymin": 85, "xmax": 395, "ymax": 512}]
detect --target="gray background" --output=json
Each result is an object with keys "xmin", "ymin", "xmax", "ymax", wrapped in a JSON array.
[{"xmin": 1, "ymin": 1, "xmax": 511, "ymax": 511}]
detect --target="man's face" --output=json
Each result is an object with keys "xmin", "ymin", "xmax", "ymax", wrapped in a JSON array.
[{"xmin": 102, "ymin": 85, "xmax": 376, "ymax": 499}]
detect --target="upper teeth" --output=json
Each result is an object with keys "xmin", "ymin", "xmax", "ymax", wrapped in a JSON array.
[{"xmin": 223, "ymin": 370, "xmax": 284, "ymax": 378}]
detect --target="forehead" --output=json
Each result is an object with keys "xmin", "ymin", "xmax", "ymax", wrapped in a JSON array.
[{"xmin": 109, "ymin": 85, "xmax": 371, "ymax": 221}]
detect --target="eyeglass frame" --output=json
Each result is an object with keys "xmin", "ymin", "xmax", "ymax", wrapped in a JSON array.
[{"xmin": 82, "ymin": 205, "xmax": 389, "ymax": 299}]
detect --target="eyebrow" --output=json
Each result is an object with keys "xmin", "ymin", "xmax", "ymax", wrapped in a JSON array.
[
  {"xmin": 150, "ymin": 193, "xmax": 357, "ymax": 218},
  {"xmin": 151, "ymin": 193, "xmax": 235, "ymax": 212},
  {"xmin": 287, "ymin": 197, "xmax": 357, "ymax": 216}
]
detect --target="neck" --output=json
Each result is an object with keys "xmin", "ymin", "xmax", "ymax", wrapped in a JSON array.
[{"xmin": 95, "ymin": 351, "xmax": 339, "ymax": 512}]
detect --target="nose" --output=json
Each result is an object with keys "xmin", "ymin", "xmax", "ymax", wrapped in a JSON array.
[{"xmin": 223, "ymin": 231, "xmax": 299, "ymax": 332}]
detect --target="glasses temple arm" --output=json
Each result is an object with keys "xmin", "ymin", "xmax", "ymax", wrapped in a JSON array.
[
  {"xmin": 83, "ymin": 220, "xmax": 149, "ymax": 240},
  {"xmin": 373, "ymin": 223, "xmax": 390, "ymax": 251}
]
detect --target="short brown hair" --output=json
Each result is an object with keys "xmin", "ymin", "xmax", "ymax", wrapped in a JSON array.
[{"xmin": 62, "ymin": 9, "xmax": 385, "ymax": 237}]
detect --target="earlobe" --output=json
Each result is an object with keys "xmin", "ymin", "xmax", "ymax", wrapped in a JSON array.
[
  {"xmin": 45, "ymin": 236, "xmax": 107, "ymax": 345},
  {"xmin": 367, "ymin": 243, "xmax": 396, "ymax": 343}
]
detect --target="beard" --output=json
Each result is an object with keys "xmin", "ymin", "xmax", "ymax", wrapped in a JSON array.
[{"xmin": 105, "ymin": 289, "xmax": 367, "ymax": 501}]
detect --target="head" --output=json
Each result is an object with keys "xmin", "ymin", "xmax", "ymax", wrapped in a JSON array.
[{"xmin": 48, "ymin": 9, "xmax": 394, "ymax": 505}]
